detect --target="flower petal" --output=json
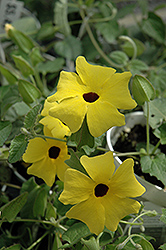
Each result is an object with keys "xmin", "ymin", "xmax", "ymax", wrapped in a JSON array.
[
  {"xmin": 80, "ymin": 151, "xmax": 115, "ymax": 183},
  {"xmin": 66, "ymin": 196, "xmax": 105, "ymax": 235},
  {"xmin": 48, "ymin": 71, "xmax": 87, "ymax": 102},
  {"xmin": 49, "ymin": 97, "xmax": 87, "ymax": 133},
  {"xmin": 59, "ymin": 168, "xmax": 94, "ymax": 205},
  {"xmin": 76, "ymin": 56, "xmax": 116, "ymax": 90},
  {"xmin": 41, "ymin": 99, "xmax": 55, "ymax": 116},
  {"xmin": 102, "ymin": 72, "xmax": 136, "ymax": 109},
  {"xmin": 27, "ymin": 157, "xmax": 56, "ymax": 187},
  {"xmin": 23, "ymin": 138, "xmax": 47, "ymax": 163},
  {"xmin": 56, "ymin": 160, "xmax": 70, "ymax": 182},
  {"xmin": 87, "ymin": 101, "xmax": 125, "ymax": 137},
  {"xmin": 102, "ymin": 194, "xmax": 141, "ymax": 232},
  {"xmin": 110, "ymin": 158, "xmax": 146, "ymax": 198},
  {"xmin": 40, "ymin": 116, "xmax": 71, "ymax": 138}
]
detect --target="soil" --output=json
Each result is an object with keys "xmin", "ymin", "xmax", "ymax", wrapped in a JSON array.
[{"xmin": 113, "ymin": 124, "xmax": 166, "ymax": 188}]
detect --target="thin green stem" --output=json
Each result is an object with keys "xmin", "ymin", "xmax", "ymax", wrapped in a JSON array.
[
  {"xmin": 35, "ymin": 134, "xmax": 67, "ymax": 142},
  {"xmin": 97, "ymin": 147, "xmax": 141, "ymax": 157},
  {"xmin": 27, "ymin": 231, "xmax": 49, "ymax": 250},
  {"xmin": 151, "ymin": 140, "xmax": 161, "ymax": 155},
  {"xmin": 146, "ymin": 102, "xmax": 150, "ymax": 155},
  {"xmin": 0, "ymin": 182, "xmax": 21, "ymax": 189},
  {"xmin": 79, "ymin": 9, "xmax": 124, "ymax": 69},
  {"xmin": 120, "ymin": 220, "xmax": 143, "ymax": 226},
  {"xmin": 119, "ymin": 35, "xmax": 137, "ymax": 60}
]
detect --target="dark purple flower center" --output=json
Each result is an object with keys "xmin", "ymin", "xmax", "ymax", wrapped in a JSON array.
[
  {"xmin": 49, "ymin": 146, "xmax": 60, "ymax": 159},
  {"xmin": 83, "ymin": 92, "xmax": 99, "ymax": 103},
  {"xmin": 95, "ymin": 183, "xmax": 109, "ymax": 197}
]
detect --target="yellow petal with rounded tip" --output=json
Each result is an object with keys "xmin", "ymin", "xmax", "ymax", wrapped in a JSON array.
[
  {"xmin": 110, "ymin": 158, "xmax": 146, "ymax": 198},
  {"xmin": 41, "ymin": 99, "xmax": 55, "ymax": 116},
  {"xmin": 48, "ymin": 71, "xmax": 86, "ymax": 103},
  {"xmin": 76, "ymin": 56, "xmax": 116, "ymax": 90},
  {"xmin": 49, "ymin": 96, "xmax": 87, "ymax": 133},
  {"xmin": 87, "ymin": 100, "xmax": 125, "ymax": 137},
  {"xmin": 80, "ymin": 151, "xmax": 115, "ymax": 183},
  {"xmin": 66, "ymin": 196, "xmax": 105, "ymax": 235},
  {"xmin": 102, "ymin": 71, "xmax": 136, "ymax": 109},
  {"xmin": 27, "ymin": 157, "xmax": 56, "ymax": 187},
  {"xmin": 40, "ymin": 116, "xmax": 71, "ymax": 139},
  {"xmin": 22, "ymin": 138, "xmax": 47, "ymax": 163},
  {"xmin": 59, "ymin": 168, "xmax": 94, "ymax": 205},
  {"xmin": 102, "ymin": 194, "xmax": 141, "ymax": 232}
]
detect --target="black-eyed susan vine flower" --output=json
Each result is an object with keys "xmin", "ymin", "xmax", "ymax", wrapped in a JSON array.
[
  {"xmin": 42, "ymin": 56, "xmax": 137, "ymax": 137},
  {"xmin": 22, "ymin": 123, "xmax": 70, "ymax": 186},
  {"xmin": 59, "ymin": 151, "xmax": 145, "ymax": 235}
]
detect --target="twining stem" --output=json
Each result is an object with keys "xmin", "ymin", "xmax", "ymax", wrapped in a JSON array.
[
  {"xmin": 146, "ymin": 101, "xmax": 150, "ymax": 155},
  {"xmin": 79, "ymin": 9, "xmax": 124, "ymax": 69}
]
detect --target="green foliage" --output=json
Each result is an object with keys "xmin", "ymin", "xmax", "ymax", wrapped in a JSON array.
[
  {"xmin": 8, "ymin": 134, "xmax": 28, "ymax": 163},
  {"xmin": 0, "ymin": 0, "xmax": 166, "ymax": 249},
  {"xmin": 0, "ymin": 192, "xmax": 28, "ymax": 223},
  {"xmin": 141, "ymin": 153, "xmax": 166, "ymax": 186},
  {"xmin": 61, "ymin": 222, "xmax": 91, "ymax": 248},
  {"xmin": 132, "ymin": 75, "xmax": 155, "ymax": 105},
  {"xmin": 0, "ymin": 121, "xmax": 12, "ymax": 146},
  {"xmin": 18, "ymin": 79, "xmax": 41, "ymax": 104}
]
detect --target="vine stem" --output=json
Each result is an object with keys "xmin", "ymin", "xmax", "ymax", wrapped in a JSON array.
[
  {"xmin": 146, "ymin": 101, "xmax": 150, "ymax": 155},
  {"xmin": 79, "ymin": 8, "xmax": 124, "ymax": 69}
]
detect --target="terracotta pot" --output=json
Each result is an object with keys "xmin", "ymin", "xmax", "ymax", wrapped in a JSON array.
[{"xmin": 106, "ymin": 111, "xmax": 166, "ymax": 208}]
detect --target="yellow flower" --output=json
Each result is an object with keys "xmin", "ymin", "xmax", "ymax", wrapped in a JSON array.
[
  {"xmin": 59, "ymin": 151, "xmax": 145, "ymax": 235},
  {"xmin": 22, "ymin": 127, "xmax": 70, "ymax": 186},
  {"xmin": 45, "ymin": 56, "xmax": 136, "ymax": 137},
  {"xmin": 40, "ymin": 116, "xmax": 71, "ymax": 139}
]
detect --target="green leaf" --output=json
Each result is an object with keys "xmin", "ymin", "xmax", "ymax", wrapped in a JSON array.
[
  {"xmin": 128, "ymin": 59, "xmax": 149, "ymax": 75},
  {"xmin": 0, "ymin": 121, "xmax": 12, "ymax": 146},
  {"xmin": 21, "ymin": 177, "xmax": 38, "ymax": 194},
  {"xmin": 8, "ymin": 26, "xmax": 35, "ymax": 54},
  {"xmin": 140, "ymin": 153, "xmax": 166, "ymax": 186},
  {"xmin": 109, "ymin": 51, "xmax": 128, "ymax": 65},
  {"xmin": 0, "ymin": 64, "xmax": 18, "ymax": 85},
  {"xmin": 121, "ymin": 38, "xmax": 145, "ymax": 57},
  {"xmin": 65, "ymin": 149, "xmax": 87, "ymax": 175},
  {"xmin": 33, "ymin": 187, "xmax": 47, "ymax": 217},
  {"xmin": 37, "ymin": 22, "xmax": 57, "ymax": 41},
  {"xmin": 140, "ymin": 238, "xmax": 155, "ymax": 250},
  {"xmin": 54, "ymin": 0, "xmax": 71, "ymax": 36},
  {"xmin": 8, "ymin": 134, "xmax": 28, "ymax": 163},
  {"xmin": 0, "ymin": 85, "xmax": 22, "ymax": 117},
  {"xmin": 18, "ymin": 79, "xmax": 41, "ymax": 104},
  {"xmin": 13, "ymin": 16, "xmax": 39, "ymax": 34},
  {"xmin": 13, "ymin": 55, "xmax": 34, "ymax": 77},
  {"xmin": 144, "ymin": 98, "xmax": 166, "ymax": 129},
  {"xmin": 159, "ymin": 244, "xmax": 166, "ymax": 250},
  {"xmin": 4, "ymin": 244, "xmax": 22, "ymax": 250},
  {"xmin": 45, "ymin": 202, "xmax": 57, "ymax": 220},
  {"xmin": 95, "ymin": 20, "xmax": 121, "ymax": 44},
  {"xmin": 132, "ymin": 75, "xmax": 155, "ymax": 105},
  {"xmin": 160, "ymin": 208, "xmax": 166, "ymax": 224},
  {"xmin": 30, "ymin": 47, "xmax": 45, "ymax": 67},
  {"xmin": 62, "ymin": 222, "xmax": 91, "ymax": 248},
  {"xmin": 24, "ymin": 104, "xmax": 42, "ymax": 130},
  {"xmin": 0, "ymin": 192, "xmax": 28, "ymax": 222},
  {"xmin": 37, "ymin": 58, "xmax": 65, "ymax": 75},
  {"xmin": 81, "ymin": 237, "xmax": 99, "ymax": 250},
  {"xmin": 142, "ymin": 12, "xmax": 166, "ymax": 44},
  {"xmin": 69, "ymin": 118, "xmax": 94, "ymax": 150},
  {"xmin": 156, "ymin": 123, "xmax": 166, "ymax": 144},
  {"xmin": 52, "ymin": 233, "xmax": 63, "ymax": 250},
  {"xmin": 54, "ymin": 35, "xmax": 82, "ymax": 60}
]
